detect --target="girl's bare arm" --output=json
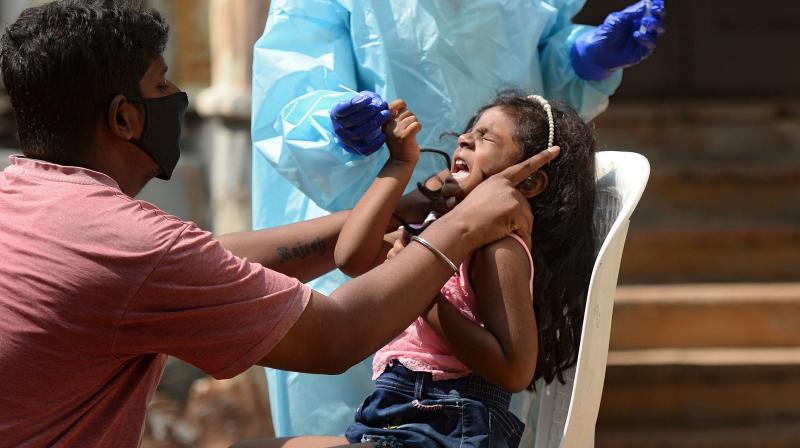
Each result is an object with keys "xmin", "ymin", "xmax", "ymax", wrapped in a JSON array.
[
  {"xmin": 334, "ymin": 100, "xmax": 421, "ymax": 276},
  {"xmin": 425, "ymin": 236, "xmax": 537, "ymax": 392}
]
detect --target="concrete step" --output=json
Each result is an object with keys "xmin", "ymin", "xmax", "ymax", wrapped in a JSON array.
[
  {"xmin": 598, "ymin": 284, "xmax": 800, "ymax": 445},
  {"xmin": 610, "ymin": 283, "xmax": 800, "ymax": 349},
  {"xmin": 619, "ymin": 226, "xmax": 800, "ymax": 283},
  {"xmin": 635, "ymin": 163, "xmax": 800, "ymax": 227},
  {"xmin": 599, "ymin": 348, "xmax": 800, "ymax": 429},
  {"xmin": 594, "ymin": 101, "xmax": 800, "ymax": 284},
  {"xmin": 593, "ymin": 101, "xmax": 800, "ymax": 166},
  {"xmin": 597, "ymin": 421, "xmax": 800, "ymax": 448}
]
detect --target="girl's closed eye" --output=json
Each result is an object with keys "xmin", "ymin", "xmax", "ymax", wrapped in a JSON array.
[{"xmin": 476, "ymin": 127, "xmax": 494, "ymax": 143}]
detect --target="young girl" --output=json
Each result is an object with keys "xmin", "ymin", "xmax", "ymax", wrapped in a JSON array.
[{"xmin": 334, "ymin": 91, "xmax": 597, "ymax": 448}]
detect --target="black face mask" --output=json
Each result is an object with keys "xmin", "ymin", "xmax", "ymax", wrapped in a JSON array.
[{"xmin": 127, "ymin": 91, "xmax": 189, "ymax": 180}]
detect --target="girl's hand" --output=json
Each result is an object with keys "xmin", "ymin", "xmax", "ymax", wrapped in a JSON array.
[
  {"xmin": 383, "ymin": 99, "xmax": 421, "ymax": 165},
  {"xmin": 385, "ymin": 228, "xmax": 412, "ymax": 262}
]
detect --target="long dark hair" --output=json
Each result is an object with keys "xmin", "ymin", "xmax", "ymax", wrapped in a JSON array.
[{"xmin": 419, "ymin": 90, "xmax": 597, "ymax": 386}]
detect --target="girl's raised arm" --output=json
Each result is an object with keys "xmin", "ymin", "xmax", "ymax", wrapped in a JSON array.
[{"xmin": 334, "ymin": 100, "xmax": 422, "ymax": 276}]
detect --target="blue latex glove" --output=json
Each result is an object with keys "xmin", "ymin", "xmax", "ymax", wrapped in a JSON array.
[
  {"xmin": 330, "ymin": 91, "xmax": 392, "ymax": 155},
  {"xmin": 570, "ymin": 0, "xmax": 666, "ymax": 81}
]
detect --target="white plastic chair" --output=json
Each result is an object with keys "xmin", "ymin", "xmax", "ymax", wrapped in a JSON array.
[{"xmin": 533, "ymin": 151, "xmax": 650, "ymax": 448}]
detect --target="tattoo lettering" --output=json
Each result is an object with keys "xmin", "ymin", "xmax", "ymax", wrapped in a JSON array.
[{"xmin": 277, "ymin": 237, "xmax": 327, "ymax": 262}]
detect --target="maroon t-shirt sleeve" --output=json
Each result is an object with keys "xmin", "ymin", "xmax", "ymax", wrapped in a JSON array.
[{"xmin": 112, "ymin": 223, "xmax": 311, "ymax": 379}]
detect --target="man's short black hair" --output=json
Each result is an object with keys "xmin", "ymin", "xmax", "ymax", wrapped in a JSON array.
[{"xmin": 0, "ymin": 0, "xmax": 168, "ymax": 163}]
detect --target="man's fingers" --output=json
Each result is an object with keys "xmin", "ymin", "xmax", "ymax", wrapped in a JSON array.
[
  {"xmin": 423, "ymin": 170, "xmax": 448, "ymax": 190},
  {"xmin": 431, "ymin": 196, "xmax": 457, "ymax": 214},
  {"xmin": 513, "ymin": 188, "xmax": 534, "ymax": 247},
  {"xmin": 500, "ymin": 146, "xmax": 560, "ymax": 186},
  {"xmin": 506, "ymin": 186, "xmax": 534, "ymax": 248}
]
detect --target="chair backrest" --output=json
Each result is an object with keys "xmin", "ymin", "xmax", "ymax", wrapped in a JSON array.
[{"xmin": 534, "ymin": 151, "xmax": 650, "ymax": 448}]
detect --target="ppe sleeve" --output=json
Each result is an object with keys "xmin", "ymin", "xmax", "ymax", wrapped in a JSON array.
[
  {"xmin": 539, "ymin": 0, "xmax": 623, "ymax": 121},
  {"xmin": 251, "ymin": 0, "xmax": 387, "ymax": 212}
]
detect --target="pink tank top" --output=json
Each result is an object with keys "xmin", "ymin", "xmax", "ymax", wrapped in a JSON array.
[{"xmin": 372, "ymin": 233, "xmax": 534, "ymax": 380}]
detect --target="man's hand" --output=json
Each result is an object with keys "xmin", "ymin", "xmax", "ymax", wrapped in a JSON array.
[
  {"xmin": 393, "ymin": 169, "xmax": 454, "ymax": 226},
  {"xmin": 447, "ymin": 146, "xmax": 560, "ymax": 248}
]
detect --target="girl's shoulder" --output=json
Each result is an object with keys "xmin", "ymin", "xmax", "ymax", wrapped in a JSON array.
[
  {"xmin": 475, "ymin": 234, "xmax": 531, "ymax": 263},
  {"xmin": 470, "ymin": 235, "xmax": 534, "ymax": 286}
]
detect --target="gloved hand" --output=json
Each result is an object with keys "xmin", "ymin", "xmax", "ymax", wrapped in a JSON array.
[
  {"xmin": 330, "ymin": 91, "xmax": 392, "ymax": 155},
  {"xmin": 570, "ymin": 0, "xmax": 666, "ymax": 81}
]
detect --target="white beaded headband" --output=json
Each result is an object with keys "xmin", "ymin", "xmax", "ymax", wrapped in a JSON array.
[{"xmin": 527, "ymin": 95, "xmax": 554, "ymax": 148}]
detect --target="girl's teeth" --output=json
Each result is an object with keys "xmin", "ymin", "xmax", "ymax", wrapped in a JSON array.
[{"xmin": 451, "ymin": 170, "xmax": 469, "ymax": 179}]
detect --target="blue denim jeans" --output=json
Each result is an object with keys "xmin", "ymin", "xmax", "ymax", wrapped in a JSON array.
[{"xmin": 345, "ymin": 362, "xmax": 524, "ymax": 448}]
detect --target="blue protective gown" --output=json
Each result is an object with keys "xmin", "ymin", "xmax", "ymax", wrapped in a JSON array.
[{"xmin": 251, "ymin": 0, "xmax": 622, "ymax": 440}]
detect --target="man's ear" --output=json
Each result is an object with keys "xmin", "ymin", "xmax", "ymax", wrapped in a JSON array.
[
  {"xmin": 107, "ymin": 94, "xmax": 142, "ymax": 141},
  {"xmin": 518, "ymin": 170, "xmax": 548, "ymax": 199}
]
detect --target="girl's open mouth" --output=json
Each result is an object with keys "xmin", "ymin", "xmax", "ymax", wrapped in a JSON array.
[{"xmin": 451, "ymin": 158, "xmax": 469, "ymax": 179}]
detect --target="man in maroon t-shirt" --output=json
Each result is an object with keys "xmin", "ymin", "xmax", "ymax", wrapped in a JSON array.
[{"xmin": 0, "ymin": 1, "xmax": 556, "ymax": 447}]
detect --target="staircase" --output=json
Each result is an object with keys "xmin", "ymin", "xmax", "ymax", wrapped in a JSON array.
[
  {"xmin": 597, "ymin": 284, "xmax": 800, "ymax": 448},
  {"xmin": 591, "ymin": 102, "xmax": 800, "ymax": 447},
  {"xmin": 602, "ymin": 101, "xmax": 800, "ymax": 285}
]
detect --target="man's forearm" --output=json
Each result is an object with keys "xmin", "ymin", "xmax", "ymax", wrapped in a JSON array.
[
  {"xmin": 216, "ymin": 186, "xmax": 435, "ymax": 283},
  {"xmin": 216, "ymin": 211, "xmax": 349, "ymax": 283},
  {"xmin": 259, "ymin": 213, "xmax": 477, "ymax": 373}
]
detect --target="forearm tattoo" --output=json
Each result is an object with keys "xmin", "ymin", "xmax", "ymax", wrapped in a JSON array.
[{"xmin": 277, "ymin": 237, "xmax": 327, "ymax": 262}]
